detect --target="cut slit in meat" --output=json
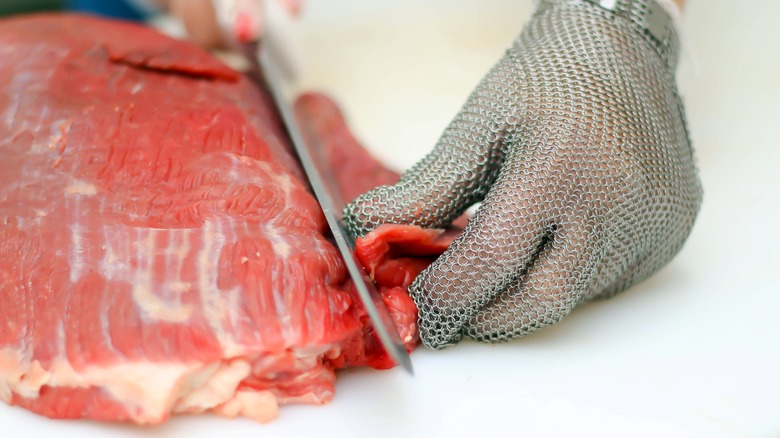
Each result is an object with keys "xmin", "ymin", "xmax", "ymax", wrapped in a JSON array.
[{"xmin": 0, "ymin": 14, "xmax": 456, "ymax": 424}]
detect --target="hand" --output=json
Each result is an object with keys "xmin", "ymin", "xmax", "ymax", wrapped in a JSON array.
[
  {"xmin": 344, "ymin": 0, "xmax": 703, "ymax": 349},
  {"xmin": 157, "ymin": 0, "xmax": 301, "ymax": 49}
]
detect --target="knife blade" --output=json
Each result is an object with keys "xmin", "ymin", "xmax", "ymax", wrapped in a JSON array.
[{"xmin": 252, "ymin": 35, "xmax": 414, "ymax": 375}]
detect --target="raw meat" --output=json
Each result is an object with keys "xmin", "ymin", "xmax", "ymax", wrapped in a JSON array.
[
  {"xmin": 293, "ymin": 93, "xmax": 402, "ymax": 204},
  {"xmin": 352, "ymin": 223, "xmax": 461, "ymax": 348},
  {"xmin": 0, "ymin": 14, "xmax": 451, "ymax": 424}
]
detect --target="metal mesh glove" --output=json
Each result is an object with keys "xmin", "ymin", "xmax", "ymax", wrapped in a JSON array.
[{"xmin": 344, "ymin": 0, "xmax": 703, "ymax": 349}]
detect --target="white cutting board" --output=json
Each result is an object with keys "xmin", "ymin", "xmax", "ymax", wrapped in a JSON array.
[{"xmin": 3, "ymin": 1, "xmax": 779, "ymax": 436}]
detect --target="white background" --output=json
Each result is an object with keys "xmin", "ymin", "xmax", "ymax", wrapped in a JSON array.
[{"xmin": 3, "ymin": 0, "xmax": 779, "ymax": 436}]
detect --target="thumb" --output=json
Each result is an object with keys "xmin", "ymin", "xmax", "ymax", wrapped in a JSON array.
[
  {"xmin": 167, "ymin": 0, "xmax": 226, "ymax": 49},
  {"xmin": 343, "ymin": 52, "xmax": 524, "ymax": 237}
]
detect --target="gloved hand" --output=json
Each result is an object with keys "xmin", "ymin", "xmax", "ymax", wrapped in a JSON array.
[{"xmin": 344, "ymin": 0, "xmax": 703, "ymax": 349}]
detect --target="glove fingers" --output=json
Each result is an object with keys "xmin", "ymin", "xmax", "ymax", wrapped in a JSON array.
[
  {"xmin": 410, "ymin": 176, "xmax": 551, "ymax": 349},
  {"xmin": 343, "ymin": 146, "xmax": 502, "ymax": 238},
  {"xmin": 464, "ymin": 218, "xmax": 602, "ymax": 342},
  {"xmin": 343, "ymin": 53, "xmax": 524, "ymax": 237}
]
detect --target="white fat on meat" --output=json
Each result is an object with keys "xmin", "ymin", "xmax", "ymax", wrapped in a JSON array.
[
  {"xmin": 173, "ymin": 360, "xmax": 251, "ymax": 413},
  {"xmin": 130, "ymin": 227, "xmax": 194, "ymax": 323},
  {"xmin": 198, "ymin": 219, "xmax": 244, "ymax": 356},
  {"xmin": 97, "ymin": 225, "xmax": 197, "ymax": 323},
  {"xmin": 1, "ymin": 346, "xmax": 338, "ymax": 423},
  {"xmin": 214, "ymin": 390, "xmax": 279, "ymax": 423},
  {"xmin": 68, "ymin": 218, "xmax": 86, "ymax": 283},
  {"xmin": 64, "ymin": 180, "xmax": 97, "ymax": 196},
  {"xmin": 0, "ymin": 347, "xmax": 200, "ymax": 423}
]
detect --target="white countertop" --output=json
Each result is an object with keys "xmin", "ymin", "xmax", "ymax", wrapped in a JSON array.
[{"xmin": 3, "ymin": 1, "xmax": 779, "ymax": 436}]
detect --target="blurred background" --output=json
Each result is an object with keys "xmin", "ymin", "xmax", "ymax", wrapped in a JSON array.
[{"xmin": 1, "ymin": 0, "xmax": 148, "ymax": 20}]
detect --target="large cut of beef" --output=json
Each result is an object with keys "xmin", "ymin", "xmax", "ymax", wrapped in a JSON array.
[{"xmin": 0, "ymin": 14, "xmax": 455, "ymax": 424}]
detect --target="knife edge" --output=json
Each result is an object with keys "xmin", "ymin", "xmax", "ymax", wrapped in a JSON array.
[{"xmin": 257, "ymin": 46, "xmax": 414, "ymax": 375}]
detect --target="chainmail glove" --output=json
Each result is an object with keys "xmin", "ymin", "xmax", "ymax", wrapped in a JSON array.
[{"xmin": 344, "ymin": 0, "xmax": 703, "ymax": 349}]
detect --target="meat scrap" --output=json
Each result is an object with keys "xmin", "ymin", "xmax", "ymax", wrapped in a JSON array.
[{"xmin": 0, "ymin": 14, "xmax": 450, "ymax": 424}]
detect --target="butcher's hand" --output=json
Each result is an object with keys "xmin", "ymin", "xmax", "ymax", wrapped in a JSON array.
[
  {"xmin": 344, "ymin": 0, "xmax": 703, "ymax": 350},
  {"xmin": 157, "ymin": 0, "xmax": 301, "ymax": 49}
]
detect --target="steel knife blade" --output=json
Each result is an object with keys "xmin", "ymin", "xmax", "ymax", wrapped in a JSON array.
[{"xmin": 254, "ymin": 41, "xmax": 414, "ymax": 375}]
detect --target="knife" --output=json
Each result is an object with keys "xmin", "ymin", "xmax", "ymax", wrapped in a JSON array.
[{"xmin": 219, "ymin": 1, "xmax": 414, "ymax": 374}]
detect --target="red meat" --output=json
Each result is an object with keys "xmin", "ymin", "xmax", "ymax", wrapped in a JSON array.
[{"xmin": 0, "ymin": 14, "xmax": 454, "ymax": 424}]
